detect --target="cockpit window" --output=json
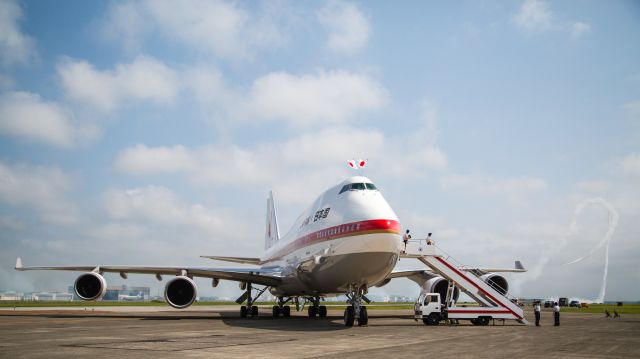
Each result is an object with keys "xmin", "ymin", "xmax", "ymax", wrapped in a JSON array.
[{"xmin": 339, "ymin": 182, "xmax": 378, "ymax": 194}]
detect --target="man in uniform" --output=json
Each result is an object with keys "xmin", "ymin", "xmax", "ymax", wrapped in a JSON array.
[
  {"xmin": 534, "ymin": 301, "xmax": 541, "ymax": 326},
  {"xmin": 553, "ymin": 302, "xmax": 560, "ymax": 326},
  {"xmin": 402, "ymin": 229, "xmax": 411, "ymax": 253}
]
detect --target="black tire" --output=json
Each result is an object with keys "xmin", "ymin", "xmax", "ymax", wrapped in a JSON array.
[
  {"xmin": 357, "ymin": 306, "xmax": 368, "ymax": 326},
  {"xmin": 479, "ymin": 316, "xmax": 491, "ymax": 326},
  {"xmin": 251, "ymin": 305, "xmax": 258, "ymax": 317},
  {"xmin": 283, "ymin": 306, "xmax": 291, "ymax": 317},
  {"xmin": 318, "ymin": 305, "xmax": 328, "ymax": 318},
  {"xmin": 470, "ymin": 318, "xmax": 479, "ymax": 325},
  {"xmin": 422, "ymin": 313, "xmax": 440, "ymax": 326},
  {"xmin": 308, "ymin": 306, "xmax": 317, "ymax": 318},
  {"xmin": 272, "ymin": 305, "xmax": 281, "ymax": 317},
  {"xmin": 344, "ymin": 306, "xmax": 355, "ymax": 327},
  {"xmin": 240, "ymin": 306, "xmax": 247, "ymax": 318}
]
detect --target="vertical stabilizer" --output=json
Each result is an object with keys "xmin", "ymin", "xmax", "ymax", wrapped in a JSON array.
[{"xmin": 265, "ymin": 191, "xmax": 280, "ymax": 250}]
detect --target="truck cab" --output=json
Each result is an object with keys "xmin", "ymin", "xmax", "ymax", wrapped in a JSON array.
[{"xmin": 415, "ymin": 292, "xmax": 442, "ymax": 325}]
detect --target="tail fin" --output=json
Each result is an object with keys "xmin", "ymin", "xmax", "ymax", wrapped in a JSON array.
[{"xmin": 265, "ymin": 191, "xmax": 280, "ymax": 250}]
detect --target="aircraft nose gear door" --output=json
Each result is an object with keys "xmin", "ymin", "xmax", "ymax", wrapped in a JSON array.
[{"xmin": 344, "ymin": 285, "xmax": 368, "ymax": 327}]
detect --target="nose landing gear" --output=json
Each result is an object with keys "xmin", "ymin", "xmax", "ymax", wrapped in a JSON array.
[{"xmin": 344, "ymin": 285, "xmax": 368, "ymax": 327}]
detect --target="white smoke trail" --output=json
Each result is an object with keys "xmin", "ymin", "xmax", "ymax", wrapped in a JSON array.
[
  {"xmin": 562, "ymin": 198, "xmax": 618, "ymax": 303},
  {"xmin": 516, "ymin": 198, "xmax": 618, "ymax": 303}
]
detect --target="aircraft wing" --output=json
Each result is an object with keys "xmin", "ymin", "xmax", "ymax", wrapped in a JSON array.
[
  {"xmin": 14, "ymin": 258, "xmax": 281, "ymax": 286},
  {"xmin": 200, "ymin": 256, "xmax": 263, "ymax": 265}
]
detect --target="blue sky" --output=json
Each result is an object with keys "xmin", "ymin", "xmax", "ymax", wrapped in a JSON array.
[{"xmin": 0, "ymin": 0, "xmax": 639, "ymax": 301}]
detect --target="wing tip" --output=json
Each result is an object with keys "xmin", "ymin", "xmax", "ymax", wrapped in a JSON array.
[
  {"xmin": 515, "ymin": 260, "xmax": 525, "ymax": 270},
  {"xmin": 15, "ymin": 257, "xmax": 22, "ymax": 270}
]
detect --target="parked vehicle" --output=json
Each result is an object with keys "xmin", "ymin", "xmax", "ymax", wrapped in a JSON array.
[
  {"xmin": 544, "ymin": 300, "xmax": 553, "ymax": 308},
  {"xmin": 569, "ymin": 300, "xmax": 581, "ymax": 307},
  {"xmin": 559, "ymin": 297, "xmax": 569, "ymax": 306}
]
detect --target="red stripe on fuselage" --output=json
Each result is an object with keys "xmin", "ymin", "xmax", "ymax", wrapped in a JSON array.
[{"xmin": 266, "ymin": 219, "xmax": 400, "ymax": 261}]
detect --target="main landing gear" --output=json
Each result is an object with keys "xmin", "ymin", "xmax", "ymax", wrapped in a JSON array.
[
  {"xmin": 306, "ymin": 296, "xmax": 328, "ymax": 318},
  {"xmin": 272, "ymin": 297, "xmax": 292, "ymax": 317},
  {"xmin": 344, "ymin": 285, "xmax": 368, "ymax": 327},
  {"xmin": 237, "ymin": 282, "xmax": 267, "ymax": 318}
]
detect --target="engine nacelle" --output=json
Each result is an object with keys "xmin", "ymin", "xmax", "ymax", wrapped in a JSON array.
[
  {"xmin": 423, "ymin": 277, "xmax": 460, "ymax": 304},
  {"xmin": 164, "ymin": 276, "xmax": 198, "ymax": 309},
  {"xmin": 74, "ymin": 272, "xmax": 107, "ymax": 301},
  {"xmin": 480, "ymin": 274, "xmax": 509, "ymax": 295}
]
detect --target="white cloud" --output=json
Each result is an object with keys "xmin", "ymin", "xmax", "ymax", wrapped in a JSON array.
[
  {"xmin": 102, "ymin": 186, "xmax": 230, "ymax": 236},
  {"xmin": 101, "ymin": 0, "xmax": 286, "ymax": 60},
  {"xmin": 114, "ymin": 144, "xmax": 195, "ymax": 175},
  {"xmin": 512, "ymin": 0, "xmax": 592, "ymax": 38},
  {"xmin": 318, "ymin": 1, "xmax": 370, "ymax": 55},
  {"xmin": 114, "ymin": 124, "xmax": 447, "ymax": 205},
  {"xmin": 248, "ymin": 70, "xmax": 388, "ymax": 127},
  {"xmin": 0, "ymin": 91, "xmax": 97, "ymax": 148},
  {"xmin": 512, "ymin": 0, "xmax": 552, "ymax": 32},
  {"xmin": 619, "ymin": 153, "xmax": 640, "ymax": 176},
  {"xmin": 0, "ymin": 0, "xmax": 36, "ymax": 66},
  {"xmin": 570, "ymin": 21, "xmax": 591, "ymax": 39},
  {"xmin": 58, "ymin": 56, "xmax": 178, "ymax": 112},
  {"xmin": 0, "ymin": 161, "xmax": 77, "ymax": 224}
]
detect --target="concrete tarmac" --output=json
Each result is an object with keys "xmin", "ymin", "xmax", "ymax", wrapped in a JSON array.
[{"xmin": 1, "ymin": 307, "xmax": 638, "ymax": 358}]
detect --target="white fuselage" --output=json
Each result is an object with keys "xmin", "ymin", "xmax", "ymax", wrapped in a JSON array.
[{"xmin": 263, "ymin": 176, "xmax": 402, "ymax": 297}]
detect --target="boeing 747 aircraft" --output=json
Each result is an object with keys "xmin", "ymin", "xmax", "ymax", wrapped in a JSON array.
[{"xmin": 15, "ymin": 176, "xmax": 522, "ymax": 326}]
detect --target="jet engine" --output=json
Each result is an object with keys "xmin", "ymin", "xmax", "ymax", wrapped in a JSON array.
[
  {"xmin": 480, "ymin": 274, "xmax": 509, "ymax": 295},
  {"xmin": 424, "ymin": 277, "xmax": 459, "ymax": 304},
  {"xmin": 74, "ymin": 272, "xmax": 107, "ymax": 301},
  {"xmin": 164, "ymin": 276, "xmax": 198, "ymax": 309}
]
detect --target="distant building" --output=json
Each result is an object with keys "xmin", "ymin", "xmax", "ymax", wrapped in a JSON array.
[
  {"xmin": 68, "ymin": 285, "xmax": 150, "ymax": 301},
  {"xmin": 0, "ymin": 291, "xmax": 23, "ymax": 301},
  {"xmin": 30, "ymin": 292, "xmax": 73, "ymax": 301}
]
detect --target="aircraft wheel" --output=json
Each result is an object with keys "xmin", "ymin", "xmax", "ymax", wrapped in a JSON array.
[
  {"xmin": 308, "ymin": 305, "xmax": 317, "ymax": 317},
  {"xmin": 240, "ymin": 306, "xmax": 247, "ymax": 318},
  {"xmin": 357, "ymin": 306, "xmax": 368, "ymax": 326},
  {"xmin": 251, "ymin": 305, "xmax": 259, "ymax": 317},
  {"xmin": 479, "ymin": 316, "xmax": 491, "ymax": 326},
  {"xmin": 344, "ymin": 306, "xmax": 355, "ymax": 327},
  {"xmin": 283, "ymin": 306, "xmax": 291, "ymax": 317},
  {"xmin": 423, "ymin": 313, "xmax": 440, "ymax": 326},
  {"xmin": 272, "ymin": 305, "xmax": 281, "ymax": 317},
  {"xmin": 318, "ymin": 305, "xmax": 328, "ymax": 318}
]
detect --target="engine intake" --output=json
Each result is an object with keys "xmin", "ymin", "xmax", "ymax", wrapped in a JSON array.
[
  {"xmin": 165, "ymin": 276, "xmax": 197, "ymax": 309},
  {"xmin": 480, "ymin": 274, "xmax": 509, "ymax": 295},
  {"xmin": 424, "ymin": 277, "xmax": 459, "ymax": 304},
  {"xmin": 74, "ymin": 272, "xmax": 107, "ymax": 301}
]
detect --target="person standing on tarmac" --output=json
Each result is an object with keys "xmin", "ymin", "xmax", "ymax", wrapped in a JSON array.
[
  {"xmin": 402, "ymin": 230, "xmax": 411, "ymax": 253},
  {"xmin": 534, "ymin": 301, "xmax": 541, "ymax": 326},
  {"xmin": 553, "ymin": 302, "xmax": 560, "ymax": 326}
]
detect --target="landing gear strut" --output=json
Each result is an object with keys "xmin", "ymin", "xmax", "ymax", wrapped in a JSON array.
[
  {"xmin": 344, "ymin": 285, "xmax": 368, "ymax": 327},
  {"xmin": 237, "ymin": 282, "xmax": 267, "ymax": 318}
]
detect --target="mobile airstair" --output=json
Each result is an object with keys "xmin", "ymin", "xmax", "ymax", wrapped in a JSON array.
[{"xmin": 404, "ymin": 242, "xmax": 528, "ymax": 325}]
